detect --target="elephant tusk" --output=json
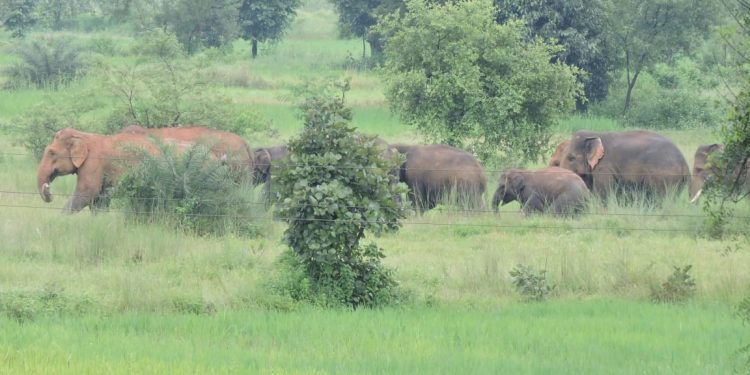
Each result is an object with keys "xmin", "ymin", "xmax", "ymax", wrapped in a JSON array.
[{"xmin": 690, "ymin": 189, "xmax": 702, "ymax": 204}]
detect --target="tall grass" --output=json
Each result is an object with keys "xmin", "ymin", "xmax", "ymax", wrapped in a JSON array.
[{"xmin": 0, "ymin": 301, "xmax": 743, "ymax": 374}]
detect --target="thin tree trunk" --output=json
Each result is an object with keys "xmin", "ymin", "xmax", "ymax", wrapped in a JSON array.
[
  {"xmin": 623, "ymin": 52, "xmax": 646, "ymax": 114},
  {"xmin": 251, "ymin": 39, "xmax": 258, "ymax": 59},
  {"xmin": 362, "ymin": 33, "xmax": 366, "ymax": 61}
]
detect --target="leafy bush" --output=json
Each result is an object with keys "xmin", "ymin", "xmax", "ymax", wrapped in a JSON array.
[
  {"xmin": 651, "ymin": 265, "xmax": 697, "ymax": 304},
  {"xmin": 376, "ymin": 0, "xmax": 581, "ymax": 164},
  {"xmin": 593, "ymin": 59, "xmax": 725, "ymax": 129},
  {"xmin": 273, "ymin": 84, "xmax": 408, "ymax": 308},
  {"xmin": 509, "ymin": 264, "xmax": 554, "ymax": 302},
  {"xmin": 3, "ymin": 35, "xmax": 87, "ymax": 89},
  {"xmin": 1, "ymin": 92, "xmax": 109, "ymax": 160},
  {"xmin": 96, "ymin": 31, "xmax": 270, "ymax": 136},
  {"xmin": 112, "ymin": 141, "xmax": 260, "ymax": 237},
  {"xmin": 0, "ymin": 285, "xmax": 94, "ymax": 323}
]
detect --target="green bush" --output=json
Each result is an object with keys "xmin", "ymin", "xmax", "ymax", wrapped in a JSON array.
[
  {"xmin": 509, "ymin": 264, "xmax": 554, "ymax": 302},
  {"xmin": 112, "ymin": 141, "xmax": 261, "ymax": 237},
  {"xmin": 593, "ymin": 58, "xmax": 725, "ymax": 129},
  {"xmin": 650, "ymin": 265, "xmax": 697, "ymax": 304},
  {"xmin": 273, "ymin": 84, "xmax": 408, "ymax": 308},
  {"xmin": 96, "ymin": 31, "xmax": 270, "ymax": 135},
  {"xmin": 3, "ymin": 35, "xmax": 87, "ymax": 89}
]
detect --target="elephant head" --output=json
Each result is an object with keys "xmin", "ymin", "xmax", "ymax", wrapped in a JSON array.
[
  {"xmin": 559, "ymin": 135, "xmax": 604, "ymax": 187},
  {"xmin": 492, "ymin": 169, "xmax": 525, "ymax": 210},
  {"xmin": 689, "ymin": 144, "xmax": 724, "ymax": 203},
  {"xmin": 253, "ymin": 148, "xmax": 273, "ymax": 185},
  {"xmin": 37, "ymin": 128, "xmax": 89, "ymax": 203},
  {"xmin": 548, "ymin": 140, "xmax": 571, "ymax": 167}
]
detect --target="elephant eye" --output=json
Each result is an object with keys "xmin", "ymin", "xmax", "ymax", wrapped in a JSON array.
[{"xmin": 567, "ymin": 155, "xmax": 574, "ymax": 161}]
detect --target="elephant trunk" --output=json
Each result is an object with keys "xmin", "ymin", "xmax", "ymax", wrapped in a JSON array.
[
  {"xmin": 37, "ymin": 167, "xmax": 54, "ymax": 203},
  {"xmin": 491, "ymin": 188, "xmax": 502, "ymax": 212}
]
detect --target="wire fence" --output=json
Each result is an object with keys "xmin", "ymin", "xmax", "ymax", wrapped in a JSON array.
[
  {"xmin": 0, "ymin": 189, "xmax": 746, "ymax": 220},
  {"xmin": 0, "ymin": 202, "xmax": 714, "ymax": 233},
  {"xmin": 5, "ymin": 151, "xmax": 704, "ymax": 177}
]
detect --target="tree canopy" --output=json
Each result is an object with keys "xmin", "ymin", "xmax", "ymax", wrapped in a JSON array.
[
  {"xmin": 609, "ymin": 0, "xmax": 717, "ymax": 113},
  {"xmin": 495, "ymin": 0, "xmax": 615, "ymax": 108},
  {"xmin": 238, "ymin": 0, "xmax": 302, "ymax": 58},
  {"xmin": 377, "ymin": 0, "xmax": 581, "ymax": 164}
]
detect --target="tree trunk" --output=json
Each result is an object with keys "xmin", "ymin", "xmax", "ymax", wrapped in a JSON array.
[
  {"xmin": 362, "ymin": 33, "xmax": 366, "ymax": 61},
  {"xmin": 251, "ymin": 39, "xmax": 258, "ymax": 59},
  {"xmin": 623, "ymin": 53, "xmax": 646, "ymax": 114}
]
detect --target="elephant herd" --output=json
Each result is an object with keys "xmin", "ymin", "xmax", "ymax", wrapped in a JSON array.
[{"xmin": 36, "ymin": 126, "xmax": 743, "ymax": 216}]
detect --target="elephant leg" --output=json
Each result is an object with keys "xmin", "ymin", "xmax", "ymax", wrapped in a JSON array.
[
  {"xmin": 64, "ymin": 178, "xmax": 102, "ymax": 214},
  {"xmin": 521, "ymin": 192, "xmax": 545, "ymax": 215}
]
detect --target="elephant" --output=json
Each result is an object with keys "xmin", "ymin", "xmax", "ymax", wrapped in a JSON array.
[
  {"xmin": 548, "ymin": 140, "xmax": 570, "ymax": 167},
  {"xmin": 252, "ymin": 145, "xmax": 289, "ymax": 185},
  {"xmin": 689, "ymin": 143, "xmax": 750, "ymax": 203},
  {"xmin": 120, "ymin": 125, "xmax": 254, "ymax": 179},
  {"xmin": 558, "ymin": 130, "xmax": 690, "ymax": 202},
  {"xmin": 391, "ymin": 143, "xmax": 487, "ymax": 213},
  {"xmin": 38, "ymin": 128, "xmax": 187, "ymax": 213},
  {"xmin": 492, "ymin": 167, "xmax": 589, "ymax": 216}
]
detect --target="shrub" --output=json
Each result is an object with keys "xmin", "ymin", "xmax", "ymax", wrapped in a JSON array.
[
  {"xmin": 509, "ymin": 264, "xmax": 554, "ymax": 302},
  {"xmin": 650, "ymin": 265, "xmax": 696, "ymax": 304},
  {"xmin": 3, "ymin": 35, "xmax": 87, "ymax": 89},
  {"xmin": 112, "ymin": 141, "xmax": 260, "ymax": 237},
  {"xmin": 593, "ymin": 59, "xmax": 725, "ymax": 129},
  {"xmin": 97, "ymin": 31, "xmax": 270, "ymax": 136},
  {"xmin": 273, "ymin": 83, "xmax": 408, "ymax": 308}
]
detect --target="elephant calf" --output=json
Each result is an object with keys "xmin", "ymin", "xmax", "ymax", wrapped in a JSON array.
[
  {"xmin": 492, "ymin": 167, "xmax": 590, "ymax": 216},
  {"xmin": 391, "ymin": 143, "xmax": 487, "ymax": 213}
]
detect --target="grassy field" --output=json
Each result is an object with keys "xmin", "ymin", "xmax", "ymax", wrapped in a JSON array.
[
  {"xmin": 0, "ymin": 1, "xmax": 748, "ymax": 373},
  {"xmin": 1, "ymin": 301, "xmax": 745, "ymax": 374}
]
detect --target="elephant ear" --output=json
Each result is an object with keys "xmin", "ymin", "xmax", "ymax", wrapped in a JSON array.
[
  {"xmin": 584, "ymin": 137, "xmax": 604, "ymax": 170},
  {"xmin": 69, "ymin": 137, "xmax": 89, "ymax": 169},
  {"xmin": 508, "ymin": 171, "xmax": 525, "ymax": 194}
]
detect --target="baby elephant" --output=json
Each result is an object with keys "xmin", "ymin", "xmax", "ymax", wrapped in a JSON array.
[{"xmin": 492, "ymin": 167, "xmax": 590, "ymax": 216}]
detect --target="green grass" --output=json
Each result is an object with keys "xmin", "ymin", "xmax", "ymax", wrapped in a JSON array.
[
  {"xmin": 0, "ymin": 2, "xmax": 748, "ymax": 372},
  {"xmin": 0, "ymin": 301, "xmax": 744, "ymax": 374}
]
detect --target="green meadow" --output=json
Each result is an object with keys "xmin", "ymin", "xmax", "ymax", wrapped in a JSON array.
[{"xmin": 0, "ymin": 1, "xmax": 748, "ymax": 373}]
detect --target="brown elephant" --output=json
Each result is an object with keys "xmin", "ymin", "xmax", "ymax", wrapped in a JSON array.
[
  {"xmin": 558, "ymin": 130, "xmax": 690, "ymax": 202},
  {"xmin": 391, "ymin": 144, "xmax": 486, "ymax": 213},
  {"xmin": 120, "ymin": 125, "xmax": 254, "ymax": 178},
  {"xmin": 548, "ymin": 140, "xmax": 570, "ymax": 167},
  {"xmin": 38, "ymin": 128, "xmax": 185, "ymax": 213},
  {"xmin": 689, "ymin": 143, "xmax": 750, "ymax": 203},
  {"xmin": 492, "ymin": 167, "xmax": 589, "ymax": 216}
]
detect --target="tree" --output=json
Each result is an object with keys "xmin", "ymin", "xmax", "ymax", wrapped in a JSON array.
[
  {"xmin": 1, "ymin": 0, "xmax": 37, "ymax": 37},
  {"xmin": 238, "ymin": 0, "xmax": 301, "ymax": 59},
  {"xmin": 156, "ymin": 0, "xmax": 240, "ymax": 54},
  {"xmin": 377, "ymin": 0, "xmax": 581, "ymax": 164},
  {"xmin": 495, "ymin": 0, "xmax": 616, "ymax": 108},
  {"xmin": 329, "ymin": 0, "xmax": 391, "ymax": 59},
  {"xmin": 610, "ymin": 0, "xmax": 716, "ymax": 113},
  {"xmin": 274, "ymin": 82, "xmax": 407, "ymax": 307}
]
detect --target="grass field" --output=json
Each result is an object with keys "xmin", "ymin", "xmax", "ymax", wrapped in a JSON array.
[
  {"xmin": 1, "ymin": 301, "xmax": 744, "ymax": 374},
  {"xmin": 0, "ymin": 1, "xmax": 748, "ymax": 373}
]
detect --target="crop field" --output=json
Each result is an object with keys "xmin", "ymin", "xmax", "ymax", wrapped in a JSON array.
[{"xmin": 0, "ymin": 1, "xmax": 748, "ymax": 373}]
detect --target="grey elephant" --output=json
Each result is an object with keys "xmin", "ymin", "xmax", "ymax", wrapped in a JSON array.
[
  {"xmin": 492, "ymin": 167, "xmax": 589, "ymax": 216},
  {"xmin": 391, "ymin": 144, "xmax": 487, "ymax": 213},
  {"xmin": 689, "ymin": 143, "xmax": 750, "ymax": 202},
  {"xmin": 559, "ymin": 130, "xmax": 690, "ymax": 202},
  {"xmin": 253, "ymin": 145, "xmax": 289, "ymax": 185}
]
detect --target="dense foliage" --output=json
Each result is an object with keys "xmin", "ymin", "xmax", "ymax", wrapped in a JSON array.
[
  {"xmin": 377, "ymin": 0, "xmax": 581, "ymax": 164},
  {"xmin": 238, "ymin": 0, "xmax": 301, "ymax": 58},
  {"xmin": 113, "ymin": 141, "xmax": 259, "ymax": 237},
  {"xmin": 609, "ymin": 0, "xmax": 717, "ymax": 114},
  {"xmin": 274, "ymin": 88, "xmax": 407, "ymax": 307},
  {"xmin": 495, "ymin": 0, "xmax": 615, "ymax": 108},
  {"xmin": 155, "ymin": 0, "xmax": 240, "ymax": 54},
  {"xmin": 3, "ymin": 35, "xmax": 86, "ymax": 89}
]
